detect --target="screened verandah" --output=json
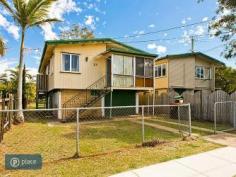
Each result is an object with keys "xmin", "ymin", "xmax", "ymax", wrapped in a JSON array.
[{"xmin": 95, "ymin": 50, "xmax": 155, "ymax": 89}]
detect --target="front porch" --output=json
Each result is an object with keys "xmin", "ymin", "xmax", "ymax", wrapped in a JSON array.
[{"xmin": 96, "ymin": 50, "xmax": 155, "ymax": 90}]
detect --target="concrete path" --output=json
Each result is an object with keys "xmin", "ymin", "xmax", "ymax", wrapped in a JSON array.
[
  {"xmin": 110, "ymin": 147, "xmax": 236, "ymax": 177},
  {"xmin": 204, "ymin": 132, "xmax": 236, "ymax": 147}
]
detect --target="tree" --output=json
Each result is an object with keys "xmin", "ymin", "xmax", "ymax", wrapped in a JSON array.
[
  {"xmin": 0, "ymin": 0, "xmax": 59, "ymax": 122},
  {"xmin": 208, "ymin": 0, "xmax": 235, "ymax": 59},
  {"xmin": 60, "ymin": 24, "xmax": 94, "ymax": 40},
  {"xmin": 0, "ymin": 37, "xmax": 5, "ymax": 56},
  {"xmin": 0, "ymin": 73, "xmax": 7, "ymax": 83},
  {"xmin": 215, "ymin": 65, "xmax": 236, "ymax": 93}
]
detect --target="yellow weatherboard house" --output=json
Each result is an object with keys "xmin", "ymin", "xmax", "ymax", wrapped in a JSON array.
[
  {"xmin": 37, "ymin": 38, "xmax": 157, "ymax": 120},
  {"xmin": 155, "ymin": 52, "xmax": 224, "ymax": 95}
]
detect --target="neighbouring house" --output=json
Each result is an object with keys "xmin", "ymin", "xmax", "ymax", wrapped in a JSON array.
[
  {"xmin": 36, "ymin": 38, "xmax": 157, "ymax": 120},
  {"xmin": 154, "ymin": 52, "xmax": 224, "ymax": 96}
]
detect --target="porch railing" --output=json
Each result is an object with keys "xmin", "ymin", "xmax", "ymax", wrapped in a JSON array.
[{"xmin": 36, "ymin": 74, "xmax": 48, "ymax": 92}]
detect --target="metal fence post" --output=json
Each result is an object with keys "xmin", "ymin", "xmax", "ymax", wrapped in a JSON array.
[
  {"xmin": 233, "ymin": 102, "xmax": 236, "ymax": 128},
  {"xmin": 188, "ymin": 104, "xmax": 192, "ymax": 136},
  {"xmin": 75, "ymin": 108, "xmax": 80, "ymax": 158},
  {"xmin": 142, "ymin": 106, "xmax": 145, "ymax": 143},
  {"xmin": 177, "ymin": 105, "xmax": 181, "ymax": 133},
  {"xmin": 214, "ymin": 103, "xmax": 217, "ymax": 134}
]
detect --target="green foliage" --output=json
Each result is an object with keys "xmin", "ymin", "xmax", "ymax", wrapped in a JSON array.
[
  {"xmin": 0, "ymin": 0, "xmax": 59, "ymax": 29},
  {"xmin": 0, "ymin": 67, "xmax": 36, "ymax": 103},
  {"xmin": 215, "ymin": 65, "xmax": 236, "ymax": 93},
  {"xmin": 60, "ymin": 24, "xmax": 95, "ymax": 40},
  {"xmin": 209, "ymin": 0, "xmax": 236, "ymax": 59},
  {"xmin": 0, "ymin": 0, "xmax": 60, "ymax": 114}
]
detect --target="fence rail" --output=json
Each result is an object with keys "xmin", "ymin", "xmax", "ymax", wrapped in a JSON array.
[
  {"xmin": 141, "ymin": 90, "xmax": 236, "ymax": 126},
  {"xmin": 0, "ymin": 104, "xmax": 191, "ymax": 157}
]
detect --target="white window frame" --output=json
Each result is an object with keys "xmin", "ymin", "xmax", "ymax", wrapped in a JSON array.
[
  {"xmin": 155, "ymin": 63, "xmax": 167, "ymax": 78},
  {"xmin": 195, "ymin": 66, "xmax": 211, "ymax": 80},
  {"xmin": 61, "ymin": 53, "xmax": 80, "ymax": 73}
]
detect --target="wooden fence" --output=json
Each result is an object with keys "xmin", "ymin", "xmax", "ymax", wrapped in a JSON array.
[
  {"xmin": 140, "ymin": 90, "xmax": 236, "ymax": 125},
  {"xmin": 0, "ymin": 94, "xmax": 14, "ymax": 143}
]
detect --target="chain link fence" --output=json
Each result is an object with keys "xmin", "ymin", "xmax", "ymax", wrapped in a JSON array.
[{"xmin": 0, "ymin": 104, "xmax": 191, "ymax": 158}]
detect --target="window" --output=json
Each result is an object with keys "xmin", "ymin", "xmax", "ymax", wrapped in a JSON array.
[
  {"xmin": 145, "ymin": 59, "xmax": 153, "ymax": 77},
  {"xmin": 155, "ymin": 64, "xmax": 167, "ymax": 77},
  {"xmin": 113, "ymin": 55, "xmax": 133, "ymax": 75},
  {"xmin": 195, "ymin": 66, "xmax": 211, "ymax": 79},
  {"xmin": 112, "ymin": 55, "xmax": 134, "ymax": 87},
  {"xmin": 136, "ymin": 57, "xmax": 144, "ymax": 76},
  {"xmin": 205, "ymin": 68, "xmax": 211, "ymax": 79},
  {"xmin": 62, "ymin": 53, "xmax": 80, "ymax": 72}
]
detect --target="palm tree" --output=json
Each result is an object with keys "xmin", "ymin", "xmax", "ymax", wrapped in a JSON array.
[
  {"xmin": 0, "ymin": 37, "xmax": 5, "ymax": 56},
  {"xmin": 0, "ymin": 0, "xmax": 59, "ymax": 122}
]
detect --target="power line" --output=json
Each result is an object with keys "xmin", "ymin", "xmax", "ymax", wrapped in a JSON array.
[
  {"xmin": 120, "ymin": 32, "xmax": 231, "ymax": 44},
  {"xmin": 203, "ymin": 44, "xmax": 225, "ymax": 53},
  {"xmin": 114, "ymin": 20, "xmax": 211, "ymax": 40}
]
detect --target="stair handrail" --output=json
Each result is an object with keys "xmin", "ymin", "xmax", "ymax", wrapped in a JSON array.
[{"xmin": 63, "ymin": 75, "xmax": 109, "ymax": 107}]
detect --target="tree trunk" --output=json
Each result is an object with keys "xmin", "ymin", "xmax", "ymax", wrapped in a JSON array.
[{"xmin": 16, "ymin": 29, "xmax": 25, "ymax": 122}]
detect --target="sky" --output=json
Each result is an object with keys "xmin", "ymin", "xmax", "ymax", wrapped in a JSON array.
[{"xmin": 0, "ymin": 0, "xmax": 235, "ymax": 76}]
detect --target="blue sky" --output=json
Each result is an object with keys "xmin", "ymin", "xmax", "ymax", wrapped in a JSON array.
[{"xmin": 0, "ymin": 0, "xmax": 235, "ymax": 75}]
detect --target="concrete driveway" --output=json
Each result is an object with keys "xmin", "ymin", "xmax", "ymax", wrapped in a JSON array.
[
  {"xmin": 110, "ymin": 147, "xmax": 236, "ymax": 177},
  {"xmin": 204, "ymin": 132, "xmax": 236, "ymax": 147}
]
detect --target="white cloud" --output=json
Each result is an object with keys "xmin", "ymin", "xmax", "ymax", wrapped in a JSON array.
[
  {"xmin": 181, "ymin": 19, "xmax": 186, "ymax": 25},
  {"xmin": 27, "ymin": 67, "xmax": 38, "ymax": 77},
  {"xmin": 195, "ymin": 25, "xmax": 205, "ymax": 35},
  {"xmin": 156, "ymin": 45, "xmax": 167, "ymax": 54},
  {"xmin": 187, "ymin": 17, "xmax": 192, "ymax": 21},
  {"xmin": 163, "ymin": 33, "xmax": 168, "ymax": 37},
  {"xmin": 85, "ymin": 15, "xmax": 96, "ymax": 29},
  {"xmin": 41, "ymin": 23, "xmax": 58, "ymax": 40},
  {"xmin": 132, "ymin": 30, "xmax": 145, "ymax": 38},
  {"xmin": 147, "ymin": 43, "xmax": 167, "ymax": 54},
  {"xmin": 0, "ymin": 14, "xmax": 20, "ymax": 40},
  {"xmin": 202, "ymin": 17, "xmax": 208, "ymax": 22},
  {"xmin": 0, "ymin": 58, "xmax": 17, "ymax": 74},
  {"xmin": 58, "ymin": 25, "xmax": 70, "ymax": 32},
  {"xmin": 49, "ymin": 0, "xmax": 82, "ymax": 20},
  {"xmin": 181, "ymin": 17, "xmax": 192, "ymax": 25},
  {"xmin": 148, "ymin": 24, "xmax": 155, "ymax": 28},
  {"xmin": 147, "ymin": 43, "xmax": 157, "ymax": 50},
  {"xmin": 138, "ymin": 30, "xmax": 145, "ymax": 35},
  {"xmin": 41, "ymin": 0, "xmax": 81, "ymax": 40},
  {"xmin": 179, "ymin": 25, "xmax": 206, "ymax": 45},
  {"xmin": 8, "ymin": 25, "xmax": 20, "ymax": 40}
]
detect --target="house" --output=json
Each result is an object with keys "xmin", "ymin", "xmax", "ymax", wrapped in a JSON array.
[
  {"xmin": 154, "ymin": 52, "xmax": 224, "ymax": 95},
  {"xmin": 36, "ymin": 38, "xmax": 157, "ymax": 120}
]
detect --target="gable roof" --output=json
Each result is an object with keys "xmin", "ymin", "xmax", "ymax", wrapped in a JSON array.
[
  {"xmin": 157, "ymin": 52, "xmax": 224, "ymax": 65},
  {"xmin": 39, "ymin": 38, "xmax": 157, "ymax": 71},
  {"xmin": 101, "ymin": 47, "xmax": 158, "ymax": 57}
]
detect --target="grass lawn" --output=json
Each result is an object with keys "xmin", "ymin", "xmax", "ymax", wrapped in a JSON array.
[
  {"xmin": 145, "ymin": 119, "xmax": 213, "ymax": 136},
  {"xmin": 0, "ymin": 119, "xmax": 222, "ymax": 177},
  {"xmin": 150, "ymin": 117, "xmax": 232, "ymax": 131}
]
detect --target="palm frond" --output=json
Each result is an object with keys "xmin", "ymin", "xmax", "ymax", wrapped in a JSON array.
[
  {"xmin": 0, "ymin": 73, "xmax": 8, "ymax": 83},
  {"xmin": 29, "ymin": 18, "xmax": 60, "ymax": 27},
  {"xmin": 26, "ymin": 0, "xmax": 56, "ymax": 17},
  {"xmin": 12, "ymin": 0, "xmax": 28, "ymax": 27},
  {"xmin": 0, "ymin": 0, "xmax": 21, "ymax": 24}
]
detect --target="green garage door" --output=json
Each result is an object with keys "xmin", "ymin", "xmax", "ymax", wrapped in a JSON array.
[{"xmin": 105, "ymin": 90, "xmax": 136, "ymax": 117}]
